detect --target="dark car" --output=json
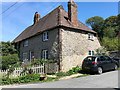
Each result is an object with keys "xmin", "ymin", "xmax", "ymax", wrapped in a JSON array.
[
  {"xmin": 111, "ymin": 57, "xmax": 120, "ymax": 66},
  {"xmin": 82, "ymin": 55, "xmax": 119, "ymax": 74}
]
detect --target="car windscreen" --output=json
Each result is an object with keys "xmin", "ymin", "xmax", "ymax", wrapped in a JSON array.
[{"xmin": 84, "ymin": 56, "xmax": 96, "ymax": 62}]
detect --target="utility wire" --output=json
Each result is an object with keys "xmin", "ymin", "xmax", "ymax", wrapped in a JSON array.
[
  {"xmin": 3, "ymin": 2, "xmax": 61, "ymax": 20},
  {"xmin": 0, "ymin": 0, "xmax": 21, "ymax": 15},
  {"xmin": 3, "ymin": 3, "xmax": 25, "ymax": 19}
]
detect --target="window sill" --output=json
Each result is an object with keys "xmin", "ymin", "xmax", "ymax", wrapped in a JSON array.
[
  {"xmin": 24, "ymin": 45, "xmax": 28, "ymax": 47},
  {"xmin": 88, "ymin": 39, "xmax": 94, "ymax": 41},
  {"xmin": 43, "ymin": 39, "xmax": 48, "ymax": 42}
]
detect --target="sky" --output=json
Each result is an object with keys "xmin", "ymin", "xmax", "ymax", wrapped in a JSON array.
[{"xmin": 1, "ymin": 1, "xmax": 118, "ymax": 42}]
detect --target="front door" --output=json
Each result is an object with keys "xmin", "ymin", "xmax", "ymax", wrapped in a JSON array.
[{"xmin": 29, "ymin": 51, "xmax": 34, "ymax": 62}]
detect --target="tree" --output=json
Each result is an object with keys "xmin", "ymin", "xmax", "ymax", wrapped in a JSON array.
[
  {"xmin": 104, "ymin": 16, "xmax": 117, "ymax": 27},
  {"xmin": 86, "ymin": 16, "xmax": 104, "ymax": 40},
  {"xmin": 0, "ymin": 41, "xmax": 19, "ymax": 70},
  {"xmin": 102, "ymin": 37, "xmax": 118, "ymax": 51},
  {"xmin": 86, "ymin": 15, "xmax": 119, "ymax": 51},
  {"xmin": 1, "ymin": 54, "xmax": 20, "ymax": 70},
  {"xmin": 104, "ymin": 16, "xmax": 118, "ymax": 36},
  {"xmin": 117, "ymin": 14, "xmax": 120, "ymax": 27},
  {"xmin": 95, "ymin": 46, "xmax": 108, "ymax": 55},
  {"xmin": 103, "ymin": 27, "xmax": 116, "ymax": 38},
  {"xmin": 0, "ymin": 41, "xmax": 17, "ymax": 56}
]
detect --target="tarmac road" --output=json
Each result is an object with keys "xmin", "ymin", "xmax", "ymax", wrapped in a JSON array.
[{"xmin": 0, "ymin": 70, "xmax": 119, "ymax": 89}]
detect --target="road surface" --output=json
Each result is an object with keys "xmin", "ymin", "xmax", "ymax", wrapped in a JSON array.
[{"xmin": 0, "ymin": 70, "xmax": 119, "ymax": 89}]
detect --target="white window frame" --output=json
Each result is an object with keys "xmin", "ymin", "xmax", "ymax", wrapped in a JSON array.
[
  {"xmin": 88, "ymin": 50, "xmax": 94, "ymax": 56},
  {"xmin": 42, "ymin": 32, "xmax": 48, "ymax": 41},
  {"xmin": 42, "ymin": 50, "xmax": 48, "ymax": 59},
  {"xmin": 29, "ymin": 51, "xmax": 34, "ymax": 61},
  {"xmin": 23, "ymin": 52, "xmax": 28, "ymax": 62},
  {"xmin": 30, "ymin": 51, "xmax": 32, "ymax": 61},
  {"xmin": 88, "ymin": 33, "xmax": 94, "ymax": 40},
  {"xmin": 24, "ymin": 40, "xmax": 28, "ymax": 47}
]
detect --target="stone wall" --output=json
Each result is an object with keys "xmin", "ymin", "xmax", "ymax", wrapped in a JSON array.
[
  {"xmin": 19, "ymin": 29, "xmax": 59, "ymax": 62},
  {"xmin": 18, "ymin": 27, "xmax": 101, "ymax": 72},
  {"xmin": 60, "ymin": 28, "xmax": 101, "ymax": 72}
]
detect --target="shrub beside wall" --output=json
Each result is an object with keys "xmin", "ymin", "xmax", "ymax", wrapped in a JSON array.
[
  {"xmin": 1, "ymin": 54, "xmax": 20, "ymax": 70},
  {"xmin": 1, "ymin": 74, "xmax": 40, "ymax": 85}
]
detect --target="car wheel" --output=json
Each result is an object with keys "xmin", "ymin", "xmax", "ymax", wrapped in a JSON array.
[
  {"xmin": 114, "ymin": 64, "xmax": 118, "ymax": 70},
  {"xmin": 97, "ymin": 67, "xmax": 103, "ymax": 74}
]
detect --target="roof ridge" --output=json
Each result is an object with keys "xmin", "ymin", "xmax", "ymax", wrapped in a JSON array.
[{"xmin": 39, "ymin": 5, "xmax": 63, "ymax": 22}]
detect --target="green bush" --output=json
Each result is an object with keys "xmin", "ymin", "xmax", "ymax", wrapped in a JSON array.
[
  {"xmin": 1, "ymin": 77, "xmax": 18, "ymax": 85},
  {"xmin": 56, "ymin": 72, "xmax": 67, "ymax": 77},
  {"xmin": 56, "ymin": 66, "xmax": 81, "ymax": 77},
  {"xmin": 19, "ymin": 74, "xmax": 40, "ymax": 83},
  {"xmin": 1, "ymin": 54, "xmax": 20, "ymax": 70},
  {"xmin": 102, "ymin": 37, "xmax": 119, "ymax": 51},
  {"xmin": 0, "ymin": 41, "xmax": 18, "ymax": 56},
  {"xmin": 1, "ymin": 74, "xmax": 40, "ymax": 85},
  {"xmin": 1, "ymin": 66, "xmax": 81, "ymax": 85},
  {"xmin": 2, "ymin": 78, "xmax": 11, "ymax": 85},
  {"xmin": 71, "ymin": 66, "xmax": 81, "ymax": 73},
  {"xmin": 66, "ymin": 70, "xmax": 74, "ymax": 76},
  {"xmin": 31, "ymin": 59, "xmax": 57, "ymax": 66},
  {"xmin": 66, "ymin": 66, "xmax": 81, "ymax": 76},
  {"xmin": 6, "ymin": 65, "xmax": 15, "ymax": 78},
  {"xmin": 95, "ymin": 46, "xmax": 108, "ymax": 55},
  {"xmin": 11, "ymin": 78, "xmax": 20, "ymax": 84},
  {"xmin": 31, "ymin": 59, "xmax": 41, "ymax": 65}
]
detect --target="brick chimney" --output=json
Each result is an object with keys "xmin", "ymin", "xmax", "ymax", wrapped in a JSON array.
[
  {"xmin": 68, "ymin": 0, "xmax": 78, "ymax": 26},
  {"xmin": 33, "ymin": 12, "xmax": 40, "ymax": 24}
]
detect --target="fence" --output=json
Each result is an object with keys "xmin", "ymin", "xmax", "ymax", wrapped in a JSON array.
[
  {"xmin": 0, "ymin": 64, "xmax": 44, "ymax": 78},
  {"xmin": 0, "ymin": 63, "xmax": 59, "ymax": 78}
]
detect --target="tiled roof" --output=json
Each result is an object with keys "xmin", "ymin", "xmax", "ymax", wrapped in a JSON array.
[{"xmin": 13, "ymin": 5, "xmax": 96, "ymax": 43}]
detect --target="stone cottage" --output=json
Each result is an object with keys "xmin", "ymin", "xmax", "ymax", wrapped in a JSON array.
[{"xmin": 13, "ymin": 0, "xmax": 101, "ymax": 72}]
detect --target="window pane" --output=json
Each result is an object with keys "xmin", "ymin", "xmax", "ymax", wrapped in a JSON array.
[
  {"xmin": 30, "ymin": 51, "xmax": 34, "ymax": 60},
  {"xmin": 46, "ymin": 50, "xmax": 48, "ymax": 59},
  {"xmin": 46, "ymin": 32, "xmax": 48, "ymax": 40},
  {"xmin": 85, "ymin": 56, "xmax": 96, "ymax": 61},
  {"xmin": 89, "ymin": 51, "xmax": 91, "ymax": 55},
  {"xmin": 88, "ymin": 33, "xmax": 94, "ymax": 40},
  {"xmin": 24, "ymin": 40, "xmax": 28, "ymax": 47},
  {"xmin": 23, "ymin": 53, "xmax": 27, "ymax": 60},
  {"xmin": 100, "ymin": 56, "xmax": 105, "ymax": 61},
  {"xmin": 88, "ymin": 34, "xmax": 90, "ymax": 39},
  {"xmin": 92, "ymin": 51, "xmax": 94, "ymax": 55},
  {"xmin": 97, "ymin": 58, "xmax": 100, "ymax": 61},
  {"xmin": 42, "ymin": 50, "xmax": 48, "ymax": 59},
  {"xmin": 104, "ymin": 56, "xmax": 111, "ymax": 61},
  {"xmin": 43, "ymin": 32, "xmax": 48, "ymax": 41}
]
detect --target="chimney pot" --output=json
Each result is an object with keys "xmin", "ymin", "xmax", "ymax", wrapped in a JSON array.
[{"xmin": 34, "ymin": 12, "xmax": 40, "ymax": 24}]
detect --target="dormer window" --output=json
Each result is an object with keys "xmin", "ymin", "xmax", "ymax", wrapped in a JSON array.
[
  {"xmin": 88, "ymin": 33, "xmax": 94, "ymax": 40},
  {"xmin": 24, "ymin": 40, "xmax": 28, "ymax": 47},
  {"xmin": 42, "ymin": 32, "xmax": 48, "ymax": 41}
]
